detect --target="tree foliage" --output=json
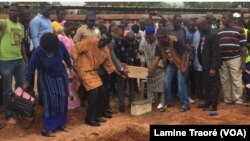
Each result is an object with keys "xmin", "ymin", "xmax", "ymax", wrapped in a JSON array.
[
  {"xmin": 85, "ymin": 2, "xmax": 171, "ymax": 8},
  {"xmin": 184, "ymin": 2, "xmax": 240, "ymax": 9},
  {"xmin": 83, "ymin": 2, "xmax": 172, "ymax": 14}
]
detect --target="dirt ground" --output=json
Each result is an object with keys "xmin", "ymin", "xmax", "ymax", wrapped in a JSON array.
[{"xmin": 1, "ymin": 95, "xmax": 250, "ymax": 141}]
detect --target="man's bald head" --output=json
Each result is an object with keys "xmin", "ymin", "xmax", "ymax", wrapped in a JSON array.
[
  {"xmin": 196, "ymin": 17, "xmax": 208, "ymax": 26},
  {"xmin": 126, "ymin": 31, "xmax": 135, "ymax": 44},
  {"xmin": 126, "ymin": 31, "xmax": 135, "ymax": 39},
  {"xmin": 196, "ymin": 16, "xmax": 210, "ymax": 34}
]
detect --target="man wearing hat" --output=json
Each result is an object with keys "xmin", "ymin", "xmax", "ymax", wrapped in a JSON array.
[
  {"xmin": 73, "ymin": 12, "xmax": 100, "ymax": 43},
  {"xmin": 139, "ymin": 26, "xmax": 165, "ymax": 108}
]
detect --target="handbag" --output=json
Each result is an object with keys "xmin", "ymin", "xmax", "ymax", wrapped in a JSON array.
[{"xmin": 13, "ymin": 87, "xmax": 36, "ymax": 129}]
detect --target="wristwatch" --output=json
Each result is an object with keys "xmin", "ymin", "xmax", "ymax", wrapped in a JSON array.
[{"xmin": 120, "ymin": 67, "xmax": 124, "ymax": 72}]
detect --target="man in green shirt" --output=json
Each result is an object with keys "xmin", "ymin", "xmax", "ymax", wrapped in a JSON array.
[{"xmin": 0, "ymin": 3, "xmax": 28, "ymax": 124}]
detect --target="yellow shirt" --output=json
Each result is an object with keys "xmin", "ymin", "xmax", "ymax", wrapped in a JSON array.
[
  {"xmin": 0, "ymin": 19, "xmax": 24, "ymax": 60},
  {"xmin": 244, "ymin": 28, "xmax": 250, "ymax": 63},
  {"xmin": 52, "ymin": 21, "xmax": 64, "ymax": 35}
]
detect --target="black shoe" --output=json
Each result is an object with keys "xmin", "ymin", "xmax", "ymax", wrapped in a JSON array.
[
  {"xmin": 42, "ymin": 130, "xmax": 56, "ymax": 137},
  {"xmin": 85, "ymin": 120, "xmax": 100, "ymax": 126},
  {"xmin": 208, "ymin": 111, "xmax": 218, "ymax": 116},
  {"xmin": 106, "ymin": 109, "xmax": 113, "ymax": 114},
  {"xmin": 179, "ymin": 106, "xmax": 190, "ymax": 112},
  {"xmin": 96, "ymin": 118, "xmax": 106, "ymax": 122},
  {"xmin": 103, "ymin": 113, "xmax": 112, "ymax": 118},
  {"xmin": 119, "ymin": 106, "xmax": 125, "ymax": 113}
]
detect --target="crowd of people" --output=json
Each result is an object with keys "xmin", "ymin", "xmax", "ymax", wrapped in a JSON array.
[{"xmin": 0, "ymin": 2, "xmax": 250, "ymax": 137}]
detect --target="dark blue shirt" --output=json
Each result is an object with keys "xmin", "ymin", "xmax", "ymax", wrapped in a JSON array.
[
  {"xmin": 26, "ymin": 42, "xmax": 73, "ymax": 82},
  {"xmin": 115, "ymin": 39, "xmax": 140, "ymax": 66}
]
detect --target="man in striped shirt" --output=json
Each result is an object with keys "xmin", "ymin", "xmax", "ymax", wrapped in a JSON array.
[{"xmin": 217, "ymin": 12, "xmax": 247, "ymax": 104}]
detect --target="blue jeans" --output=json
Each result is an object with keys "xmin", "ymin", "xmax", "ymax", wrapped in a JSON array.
[
  {"xmin": 164, "ymin": 64, "xmax": 189, "ymax": 107},
  {"xmin": 0, "ymin": 59, "xmax": 25, "ymax": 119}
]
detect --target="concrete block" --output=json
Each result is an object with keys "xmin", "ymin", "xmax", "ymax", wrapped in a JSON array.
[{"xmin": 131, "ymin": 99, "xmax": 152, "ymax": 116}]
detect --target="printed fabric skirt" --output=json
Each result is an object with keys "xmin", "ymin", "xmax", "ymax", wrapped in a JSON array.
[
  {"xmin": 67, "ymin": 68, "xmax": 80, "ymax": 110},
  {"xmin": 37, "ymin": 71, "xmax": 69, "ymax": 132},
  {"xmin": 147, "ymin": 67, "xmax": 165, "ymax": 99}
]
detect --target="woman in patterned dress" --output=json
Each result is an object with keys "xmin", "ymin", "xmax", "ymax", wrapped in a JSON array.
[
  {"xmin": 23, "ymin": 33, "xmax": 74, "ymax": 137},
  {"xmin": 58, "ymin": 22, "xmax": 80, "ymax": 110}
]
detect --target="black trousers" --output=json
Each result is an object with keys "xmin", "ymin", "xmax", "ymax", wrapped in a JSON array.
[
  {"xmin": 98, "ymin": 73, "xmax": 111, "ymax": 117},
  {"xmin": 109, "ymin": 73, "xmax": 116, "ymax": 94},
  {"xmin": 28, "ymin": 50, "xmax": 35, "ymax": 91},
  {"xmin": 203, "ymin": 70, "xmax": 220, "ymax": 110},
  {"xmin": 188, "ymin": 65, "xmax": 196, "ymax": 97},
  {"xmin": 194, "ymin": 70, "xmax": 205, "ymax": 100},
  {"xmin": 27, "ymin": 51, "xmax": 36, "ymax": 100},
  {"xmin": 86, "ymin": 87, "xmax": 100, "ymax": 122}
]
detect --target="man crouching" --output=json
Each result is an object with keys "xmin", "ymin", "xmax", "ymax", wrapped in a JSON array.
[{"xmin": 71, "ymin": 32, "xmax": 124, "ymax": 126}]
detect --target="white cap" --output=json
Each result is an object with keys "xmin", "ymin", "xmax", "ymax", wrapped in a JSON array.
[{"xmin": 233, "ymin": 13, "xmax": 241, "ymax": 18}]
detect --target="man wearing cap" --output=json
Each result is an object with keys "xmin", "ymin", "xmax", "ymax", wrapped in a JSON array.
[
  {"xmin": 139, "ymin": 26, "xmax": 165, "ymax": 108},
  {"xmin": 73, "ymin": 12, "xmax": 100, "ymax": 43}
]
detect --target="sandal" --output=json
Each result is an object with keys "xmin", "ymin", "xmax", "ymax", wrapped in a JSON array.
[{"xmin": 41, "ymin": 130, "xmax": 56, "ymax": 137}]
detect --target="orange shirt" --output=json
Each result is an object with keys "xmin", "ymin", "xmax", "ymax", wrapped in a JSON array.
[{"xmin": 71, "ymin": 37, "xmax": 116, "ymax": 91}]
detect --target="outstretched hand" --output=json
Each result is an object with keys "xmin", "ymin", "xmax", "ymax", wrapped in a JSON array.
[{"xmin": 120, "ymin": 70, "xmax": 129, "ymax": 78}]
